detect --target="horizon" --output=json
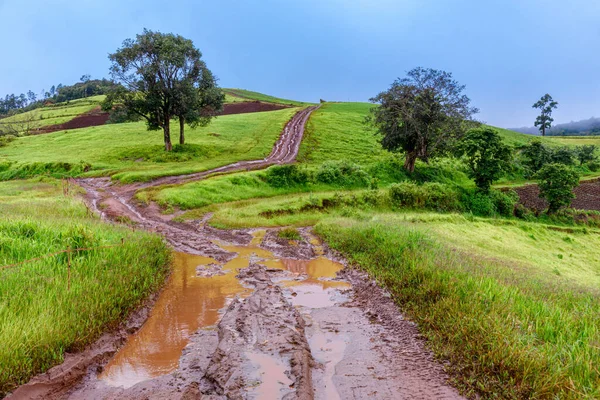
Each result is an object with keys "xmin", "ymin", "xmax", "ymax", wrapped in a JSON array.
[{"xmin": 1, "ymin": 0, "xmax": 599, "ymax": 129}]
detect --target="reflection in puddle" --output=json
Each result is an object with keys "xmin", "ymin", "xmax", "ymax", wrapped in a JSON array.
[
  {"xmin": 245, "ymin": 352, "xmax": 293, "ymax": 399},
  {"xmin": 100, "ymin": 230, "xmax": 349, "ymax": 388}
]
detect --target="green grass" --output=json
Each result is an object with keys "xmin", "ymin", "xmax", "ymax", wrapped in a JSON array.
[
  {"xmin": 298, "ymin": 102, "xmax": 385, "ymax": 165},
  {"xmin": 547, "ymin": 136, "xmax": 600, "ymax": 146},
  {"xmin": 277, "ymin": 227, "xmax": 302, "ymax": 241},
  {"xmin": 0, "ymin": 179, "xmax": 170, "ymax": 396},
  {"xmin": 0, "ymin": 96, "xmax": 104, "ymax": 133},
  {"xmin": 0, "ymin": 107, "xmax": 297, "ymax": 182},
  {"xmin": 315, "ymin": 215, "xmax": 600, "ymax": 399},
  {"xmin": 223, "ymin": 88, "xmax": 313, "ymax": 106}
]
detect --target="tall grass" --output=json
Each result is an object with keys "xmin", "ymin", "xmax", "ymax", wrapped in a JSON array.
[
  {"xmin": 0, "ymin": 180, "xmax": 170, "ymax": 396},
  {"xmin": 316, "ymin": 219, "xmax": 600, "ymax": 399}
]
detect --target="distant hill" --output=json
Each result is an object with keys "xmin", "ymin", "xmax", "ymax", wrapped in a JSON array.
[{"xmin": 512, "ymin": 117, "xmax": 600, "ymax": 136}]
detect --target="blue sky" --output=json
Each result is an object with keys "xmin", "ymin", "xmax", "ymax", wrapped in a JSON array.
[{"xmin": 0, "ymin": 0, "xmax": 599, "ymax": 128}]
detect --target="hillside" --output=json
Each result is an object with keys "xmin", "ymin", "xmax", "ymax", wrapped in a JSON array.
[{"xmin": 2, "ymin": 92, "xmax": 599, "ymax": 399}]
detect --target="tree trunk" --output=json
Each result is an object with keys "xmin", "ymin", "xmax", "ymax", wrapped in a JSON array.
[
  {"xmin": 164, "ymin": 123, "xmax": 172, "ymax": 152},
  {"xmin": 542, "ymin": 125, "xmax": 546, "ymax": 136},
  {"xmin": 404, "ymin": 151, "xmax": 417, "ymax": 173},
  {"xmin": 179, "ymin": 117, "xmax": 185, "ymax": 145}
]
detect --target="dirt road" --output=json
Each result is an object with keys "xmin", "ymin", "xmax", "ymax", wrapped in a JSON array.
[{"xmin": 8, "ymin": 107, "xmax": 464, "ymax": 400}]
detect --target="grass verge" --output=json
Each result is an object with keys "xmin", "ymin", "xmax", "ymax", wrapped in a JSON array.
[
  {"xmin": 0, "ymin": 179, "xmax": 171, "ymax": 396},
  {"xmin": 315, "ymin": 217, "xmax": 600, "ymax": 399}
]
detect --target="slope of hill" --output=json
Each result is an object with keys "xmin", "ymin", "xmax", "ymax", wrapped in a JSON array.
[{"xmin": 224, "ymin": 88, "xmax": 314, "ymax": 106}]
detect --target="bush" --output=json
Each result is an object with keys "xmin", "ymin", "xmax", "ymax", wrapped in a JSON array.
[
  {"xmin": 586, "ymin": 160, "xmax": 600, "ymax": 172},
  {"xmin": 314, "ymin": 161, "xmax": 371, "ymax": 187},
  {"xmin": 389, "ymin": 182, "xmax": 460, "ymax": 212},
  {"xmin": 277, "ymin": 227, "xmax": 302, "ymax": 241},
  {"xmin": 491, "ymin": 190, "xmax": 519, "ymax": 217},
  {"xmin": 0, "ymin": 135, "xmax": 16, "ymax": 148},
  {"xmin": 536, "ymin": 164, "xmax": 580, "ymax": 214},
  {"xmin": 551, "ymin": 147, "xmax": 575, "ymax": 166},
  {"xmin": 521, "ymin": 140, "xmax": 552, "ymax": 174},
  {"xmin": 462, "ymin": 191, "xmax": 496, "ymax": 216},
  {"xmin": 264, "ymin": 164, "xmax": 309, "ymax": 188}
]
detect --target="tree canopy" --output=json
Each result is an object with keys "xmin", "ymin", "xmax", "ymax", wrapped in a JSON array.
[
  {"xmin": 368, "ymin": 67, "xmax": 479, "ymax": 172},
  {"xmin": 103, "ymin": 29, "xmax": 223, "ymax": 151},
  {"xmin": 536, "ymin": 163, "xmax": 579, "ymax": 214},
  {"xmin": 458, "ymin": 127, "xmax": 511, "ymax": 192}
]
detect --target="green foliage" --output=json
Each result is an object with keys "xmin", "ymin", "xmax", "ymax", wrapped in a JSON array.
[
  {"xmin": 277, "ymin": 227, "xmax": 302, "ymax": 240},
  {"xmin": 575, "ymin": 144, "xmax": 598, "ymax": 165},
  {"xmin": 532, "ymin": 93, "xmax": 558, "ymax": 136},
  {"xmin": 389, "ymin": 182, "xmax": 461, "ymax": 212},
  {"xmin": 551, "ymin": 146, "xmax": 575, "ymax": 165},
  {"xmin": 222, "ymin": 89, "xmax": 312, "ymax": 106},
  {"xmin": 536, "ymin": 164, "xmax": 580, "ymax": 213},
  {"xmin": 314, "ymin": 161, "xmax": 370, "ymax": 187},
  {"xmin": 264, "ymin": 164, "xmax": 309, "ymax": 188},
  {"xmin": 369, "ymin": 67, "xmax": 478, "ymax": 172},
  {"xmin": 521, "ymin": 139, "xmax": 553, "ymax": 173},
  {"xmin": 458, "ymin": 127, "xmax": 511, "ymax": 192},
  {"xmin": 586, "ymin": 160, "xmax": 600, "ymax": 172}
]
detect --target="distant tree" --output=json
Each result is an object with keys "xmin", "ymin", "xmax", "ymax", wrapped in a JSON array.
[
  {"xmin": 26, "ymin": 90, "xmax": 36, "ymax": 105},
  {"xmin": 536, "ymin": 163, "xmax": 579, "ymax": 214},
  {"xmin": 104, "ymin": 29, "xmax": 222, "ymax": 151},
  {"xmin": 458, "ymin": 127, "xmax": 511, "ymax": 192},
  {"xmin": 533, "ymin": 94, "xmax": 558, "ymax": 136},
  {"xmin": 575, "ymin": 145, "xmax": 597, "ymax": 166},
  {"xmin": 522, "ymin": 139, "xmax": 553, "ymax": 173},
  {"xmin": 49, "ymin": 85, "xmax": 56, "ymax": 97},
  {"xmin": 80, "ymin": 74, "xmax": 91, "ymax": 83},
  {"xmin": 369, "ymin": 67, "xmax": 479, "ymax": 172}
]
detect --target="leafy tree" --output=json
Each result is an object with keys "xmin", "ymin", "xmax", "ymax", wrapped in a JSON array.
[
  {"xmin": 551, "ymin": 147, "xmax": 574, "ymax": 165},
  {"xmin": 458, "ymin": 127, "xmax": 511, "ymax": 192},
  {"xmin": 532, "ymin": 94, "xmax": 558, "ymax": 136},
  {"xmin": 104, "ymin": 29, "xmax": 222, "ymax": 151},
  {"xmin": 172, "ymin": 67, "xmax": 223, "ymax": 145},
  {"xmin": 575, "ymin": 145, "xmax": 597, "ymax": 166},
  {"xmin": 26, "ymin": 90, "xmax": 36, "ymax": 104},
  {"xmin": 368, "ymin": 67, "xmax": 479, "ymax": 172},
  {"xmin": 80, "ymin": 74, "xmax": 91, "ymax": 83},
  {"xmin": 522, "ymin": 139, "xmax": 553, "ymax": 173},
  {"xmin": 536, "ymin": 163, "xmax": 579, "ymax": 214}
]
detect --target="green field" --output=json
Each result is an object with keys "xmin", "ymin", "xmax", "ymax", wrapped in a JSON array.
[
  {"xmin": 0, "ymin": 107, "xmax": 297, "ymax": 182},
  {"xmin": 0, "ymin": 96, "xmax": 104, "ymax": 133},
  {"xmin": 223, "ymin": 88, "xmax": 314, "ymax": 106},
  {"xmin": 547, "ymin": 135, "xmax": 600, "ymax": 146},
  {"xmin": 0, "ymin": 179, "xmax": 170, "ymax": 395}
]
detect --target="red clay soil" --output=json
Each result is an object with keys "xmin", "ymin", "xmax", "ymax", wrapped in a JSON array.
[
  {"xmin": 513, "ymin": 178, "xmax": 600, "ymax": 211},
  {"xmin": 220, "ymin": 101, "xmax": 290, "ymax": 115},
  {"xmin": 37, "ymin": 107, "xmax": 109, "ymax": 134}
]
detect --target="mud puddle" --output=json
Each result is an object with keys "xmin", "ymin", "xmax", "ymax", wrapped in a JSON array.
[{"xmin": 99, "ymin": 230, "xmax": 350, "ymax": 391}]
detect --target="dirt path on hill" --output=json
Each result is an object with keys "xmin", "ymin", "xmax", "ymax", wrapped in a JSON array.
[{"xmin": 7, "ymin": 106, "xmax": 463, "ymax": 400}]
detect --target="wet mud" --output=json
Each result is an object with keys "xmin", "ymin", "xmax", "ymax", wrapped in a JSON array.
[{"xmin": 8, "ymin": 106, "xmax": 464, "ymax": 399}]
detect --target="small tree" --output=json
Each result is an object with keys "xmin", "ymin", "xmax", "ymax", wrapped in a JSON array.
[
  {"xmin": 533, "ymin": 94, "xmax": 558, "ymax": 136},
  {"xmin": 104, "ymin": 29, "xmax": 221, "ymax": 151},
  {"xmin": 459, "ymin": 127, "xmax": 511, "ymax": 192},
  {"xmin": 551, "ymin": 147, "xmax": 575, "ymax": 165},
  {"xmin": 536, "ymin": 163, "xmax": 579, "ymax": 214},
  {"xmin": 575, "ymin": 145, "xmax": 597, "ymax": 166},
  {"xmin": 522, "ymin": 139, "xmax": 552, "ymax": 173},
  {"xmin": 369, "ymin": 67, "xmax": 479, "ymax": 172}
]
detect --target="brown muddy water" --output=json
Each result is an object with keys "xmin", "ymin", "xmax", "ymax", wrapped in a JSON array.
[{"xmin": 99, "ymin": 230, "xmax": 349, "ymax": 389}]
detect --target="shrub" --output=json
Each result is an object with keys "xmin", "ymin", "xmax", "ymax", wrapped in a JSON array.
[
  {"xmin": 389, "ymin": 182, "xmax": 423, "ymax": 208},
  {"xmin": 521, "ymin": 140, "xmax": 552, "ymax": 174},
  {"xmin": 314, "ymin": 161, "xmax": 371, "ymax": 187},
  {"xmin": 0, "ymin": 135, "xmax": 16, "ymax": 148},
  {"xmin": 462, "ymin": 191, "xmax": 496, "ymax": 216},
  {"xmin": 586, "ymin": 160, "xmax": 600, "ymax": 172},
  {"xmin": 536, "ymin": 164, "xmax": 580, "ymax": 214},
  {"xmin": 264, "ymin": 164, "xmax": 309, "ymax": 188},
  {"xmin": 491, "ymin": 190, "xmax": 519, "ymax": 217},
  {"xmin": 551, "ymin": 147, "xmax": 575, "ymax": 166},
  {"xmin": 576, "ymin": 145, "xmax": 597, "ymax": 166}
]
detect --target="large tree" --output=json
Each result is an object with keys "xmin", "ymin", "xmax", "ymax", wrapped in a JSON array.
[
  {"xmin": 369, "ymin": 67, "xmax": 479, "ymax": 172},
  {"xmin": 532, "ymin": 94, "xmax": 558, "ymax": 136},
  {"xmin": 104, "ymin": 29, "xmax": 222, "ymax": 151}
]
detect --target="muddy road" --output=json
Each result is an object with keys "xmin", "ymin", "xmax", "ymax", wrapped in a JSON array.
[{"xmin": 8, "ymin": 107, "xmax": 463, "ymax": 399}]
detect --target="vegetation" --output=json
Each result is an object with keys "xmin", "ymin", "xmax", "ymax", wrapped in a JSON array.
[
  {"xmin": 368, "ymin": 67, "xmax": 479, "ymax": 172},
  {"xmin": 536, "ymin": 164, "xmax": 580, "ymax": 213},
  {"xmin": 104, "ymin": 29, "xmax": 223, "ymax": 151},
  {"xmin": 315, "ymin": 216, "xmax": 599, "ymax": 399},
  {"xmin": 458, "ymin": 127, "xmax": 511, "ymax": 192},
  {"xmin": 277, "ymin": 227, "xmax": 302, "ymax": 241},
  {"xmin": 223, "ymin": 88, "xmax": 312, "ymax": 106},
  {"xmin": 532, "ymin": 93, "xmax": 558, "ymax": 136},
  {"xmin": 0, "ymin": 107, "xmax": 296, "ymax": 182},
  {"xmin": 0, "ymin": 179, "xmax": 170, "ymax": 396}
]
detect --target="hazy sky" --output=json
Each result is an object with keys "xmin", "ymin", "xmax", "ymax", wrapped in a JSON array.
[{"xmin": 0, "ymin": 0, "xmax": 599, "ymax": 128}]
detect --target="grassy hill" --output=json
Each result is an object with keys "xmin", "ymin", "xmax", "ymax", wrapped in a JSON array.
[
  {"xmin": 223, "ymin": 88, "xmax": 314, "ymax": 106},
  {"xmin": 0, "ymin": 96, "xmax": 104, "ymax": 134}
]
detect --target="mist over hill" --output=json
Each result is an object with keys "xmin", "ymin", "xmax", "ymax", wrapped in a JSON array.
[{"xmin": 512, "ymin": 116, "xmax": 600, "ymax": 136}]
